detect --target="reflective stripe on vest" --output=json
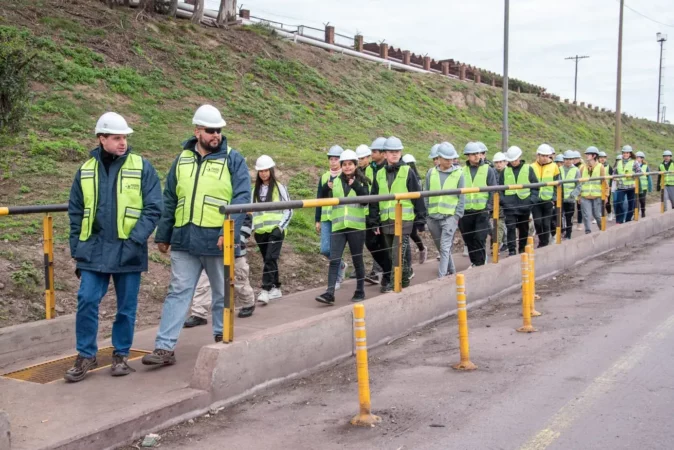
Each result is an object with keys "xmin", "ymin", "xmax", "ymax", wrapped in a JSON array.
[
  {"xmin": 252, "ymin": 186, "xmax": 283, "ymax": 234},
  {"xmin": 462, "ymin": 164, "xmax": 489, "ymax": 210},
  {"xmin": 319, "ymin": 172, "xmax": 333, "ymax": 222},
  {"xmin": 174, "ymin": 148, "xmax": 232, "ymax": 228},
  {"xmin": 331, "ymin": 179, "xmax": 366, "ymax": 231},
  {"xmin": 79, "ymin": 153, "xmax": 144, "ymax": 241},
  {"xmin": 377, "ymin": 165, "xmax": 414, "ymax": 222},
  {"xmin": 660, "ymin": 163, "xmax": 674, "ymax": 186},
  {"xmin": 504, "ymin": 164, "xmax": 531, "ymax": 199},
  {"xmin": 532, "ymin": 162, "xmax": 557, "ymax": 200},
  {"xmin": 428, "ymin": 168, "xmax": 461, "ymax": 215},
  {"xmin": 617, "ymin": 159, "xmax": 635, "ymax": 187},
  {"xmin": 581, "ymin": 164, "xmax": 603, "ymax": 198},
  {"xmin": 562, "ymin": 166, "xmax": 579, "ymax": 199}
]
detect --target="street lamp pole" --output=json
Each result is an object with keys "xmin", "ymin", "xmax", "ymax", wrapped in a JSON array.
[
  {"xmin": 614, "ymin": 0, "xmax": 624, "ymax": 152},
  {"xmin": 502, "ymin": 0, "xmax": 509, "ymax": 152},
  {"xmin": 657, "ymin": 33, "xmax": 667, "ymax": 123}
]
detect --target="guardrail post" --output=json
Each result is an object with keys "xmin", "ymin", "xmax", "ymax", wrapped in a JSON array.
[
  {"xmin": 350, "ymin": 304, "xmax": 381, "ymax": 426},
  {"xmin": 555, "ymin": 184, "xmax": 562, "ymax": 244},
  {"xmin": 634, "ymin": 177, "xmax": 640, "ymax": 222},
  {"xmin": 393, "ymin": 202, "xmax": 403, "ymax": 293},
  {"xmin": 492, "ymin": 192, "xmax": 500, "ymax": 264},
  {"xmin": 601, "ymin": 176, "xmax": 608, "ymax": 231},
  {"xmin": 525, "ymin": 243, "xmax": 541, "ymax": 317},
  {"xmin": 452, "ymin": 274, "xmax": 477, "ymax": 371},
  {"xmin": 222, "ymin": 217, "xmax": 235, "ymax": 343},
  {"xmin": 43, "ymin": 214, "xmax": 55, "ymax": 320}
]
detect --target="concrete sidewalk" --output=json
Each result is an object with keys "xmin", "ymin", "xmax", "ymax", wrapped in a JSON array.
[{"xmin": 0, "ymin": 205, "xmax": 662, "ymax": 450}]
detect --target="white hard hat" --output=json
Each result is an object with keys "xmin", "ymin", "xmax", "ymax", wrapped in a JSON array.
[
  {"xmin": 192, "ymin": 104, "xmax": 226, "ymax": 128},
  {"xmin": 664, "ymin": 150, "xmax": 673, "ymax": 157},
  {"xmin": 437, "ymin": 142, "xmax": 459, "ymax": 160},
  {"xmin": 563, "ymin": 150, "xmax": 575, "ymax": 159},
  {"xmin": 585, "ymin": 146, "xmax": 599, "ymax": 155},
  {"xmin": 370, "ymin": 137, "xmax": 387, "ymax": 150},
  {"xmin": 429, "ymin": 143, "xmax": 440, "ymax": 159},
  {"xmin": 506, "ymin": 146, "xmax": 523, "ymax": 162},
  {"xmin": 402, "ymin": 154, "xmax": 416, "ymax": 164},
  {"xmin": 621, "ymin": 145, "xmax": 633, "ymax": 153},
  {"xmin": 339, "ymin": 149, "xmax": 358, "ymax": 162},
  {"xmin": 493, "ymin": 151, "xmax": 507, "ymax": 163},
  {"xmin": 95, "ymin": 112, "xmax": 133, "ymax": 135},
  {"xmin": 355, "ymin": 144, "xmax": 372, "ymax": 158},
  {"xmin": 476, "ymin": 141, "xmax": 488, "ymax": 153},
  {"xmin": 383, "ymin": 136, "xmax": 404, "ymax": 151},
  {"xmin": 635, "ymin": 151, "xmax": 646, "ymax": 158},
  {"xmin": 598, "ymin": 151, "xmax": 607, "ymax": 157},
  {"xmin": 536, "ymin": 144, "xmax": 554, "ymax": 156},
  {"xmin": 463, "ymin": 142, "xmax": 482, "ymax": 155},
  {"xmin": 255, "ymin": 155, "xmax": 275, "ymax": 171},
  {"xmin": 554, "ymin": 154, "xmax": 564, "ymax": 162},
  {"xmin": 327, "ymin": 145, "xmax": 344, "ymax": 157}
]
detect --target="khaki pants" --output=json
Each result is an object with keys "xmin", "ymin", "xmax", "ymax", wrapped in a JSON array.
[{"xmin": 190, "ymin": 257, "xmax": 255, "ymax": 318}]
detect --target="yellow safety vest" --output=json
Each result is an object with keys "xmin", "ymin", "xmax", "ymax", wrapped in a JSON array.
[
  {"xmin": 174, "ymin": 148, "xmax": 232, "ymax": 228},
  {"xmin": 428, "ymin": 168, "xmax": 461, "ymax": 215},
  {"xmin": 659, "ymin": 163, "xmax": 674, "ymax": 186},
  {"xmin": 319, "ymin": 172, "xmax": 334, "ymax": 222},
  {"xmin": 561, "ymin": 166, "xmax": 579, "ymax": 200},
  {"xmin": 581, "ymin": 163, "xmax": 604, "ymax": 198},
  {"xmin": 504, "ymin": 164, "xmax": 531, "ymax": 199},
  {"xmin": 532, "ymin": 162, "xmax": 558, "ymax": 201},
  {"xmin": 639, "ymin": 164, "xmax": 649, "ymax": 192},
  {"xmin": 252, "ymin": 185, "xmax": 283, "ymax": 234},
  {"xmin": 331, "ymin": 178, "xmax": 366, "ymax": 231},
  {"xmin": 377, "ymin": 165, "xmax": 414, "ymax": 222},
  {"xmin": 462, "ymin": 164, "xmax": 489, "ymax": 211},
  {"xmin": 617, "ymin": 159, "xmax": 635, "ymax": 188},
  {"xmin": 365, "ymin": 166, "xmax": 374, "ymax": 185},
  {"xmin": 79, "ymin": 153, "xmax": 144, "ymax": 241}
]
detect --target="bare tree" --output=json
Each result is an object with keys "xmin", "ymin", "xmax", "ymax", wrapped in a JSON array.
[
  {"xmin": 192, "ymin": 0, "xmax": 204, "ymax": 24},
  {"xmin": 216, "ymin": 0, "xmax": 236, "ymax": 26}
]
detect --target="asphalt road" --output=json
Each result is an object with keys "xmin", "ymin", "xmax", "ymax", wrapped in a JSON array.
[{"xmin": 136, "ymin": 229, "xmax": 674, "ymax": 450}]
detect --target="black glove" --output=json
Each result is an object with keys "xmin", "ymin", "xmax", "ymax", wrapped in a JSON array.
[{"xmin": 75, "ymin": 268, "xmax": 81, "ymax": 279}]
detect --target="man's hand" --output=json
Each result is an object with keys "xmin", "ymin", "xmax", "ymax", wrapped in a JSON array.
[
  {"xmin": 374, "ymin": 227, "xmax": 380, "ymax": 235},
  {"xmin": 315, "ymin": 222, "xmax": 321, "ymax": 234},
  {"xmin": 217, "ymin": 236, "xmax": 224, "ymax": 251},
  {"xmin": 157, "ymin": 243, "xmax": 170, "ymax": 254}
]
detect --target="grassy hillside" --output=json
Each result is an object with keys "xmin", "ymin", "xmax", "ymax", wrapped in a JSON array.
[{"xmin": 0, "ymin": 0, "xmax": 671, "ymax": 327}]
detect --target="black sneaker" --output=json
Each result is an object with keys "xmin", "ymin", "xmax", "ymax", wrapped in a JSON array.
[
  {"xmin": 364, "ymin": 273, "xmax": 379, "ymax": 285},
  {"xmin": 183, "ymin": 315, "xmax": 207, "ymax": 328},
  {"xmin": 380, "ymin": 283, "xmax": 393, "ymax": 293},
  {"xmin": 351, "ymin": 291, "xmax": 365, "ymax": 302},
  {"xmin": 110, "ymin": 353, "xmax": 136, "ymax": 377},
  {"xmin": 238, "ymin": 305, "xmax": 255, "ymax": 318},
  {"xmin": 141, "ymin": 349, "xmax": 176, "ymax": 366},
  {"xmin": 214, "ymin": 334, "xmax": 223, "ymax": 343},
  {"xmin": 315, "ymin": 292, "xmax": 335, "ymax": 305},
  {"xmin": 64, "ymin": 355, "xmax": 98, "ymax": 383}
]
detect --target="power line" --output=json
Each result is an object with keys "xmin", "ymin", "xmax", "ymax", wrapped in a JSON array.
[
  {"xmin": 564, "ymin": 55, "xmax": 590, "ymax": 103},
  {"xmin": 622, "ymin": 1, "xmax": 674, "ymax": 28}
]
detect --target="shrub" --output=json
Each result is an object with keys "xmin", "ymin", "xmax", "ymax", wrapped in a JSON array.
[{"xmin": 0, "ymin": 27, "xmax": 34, "ymax": 133}]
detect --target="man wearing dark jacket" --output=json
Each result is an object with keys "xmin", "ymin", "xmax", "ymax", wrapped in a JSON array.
[
  {"xmin": 499, "ymin": 146, "xmax": 540, "ymax": 256},
  {"xmin": 142, "ymin": 105, "xmax": 251, "ymax": 367},
  {"xmin": 368, "ymin": 136, "xmax": 426, "ymax": 292},
  {"xmin": 65, "ymin": 112, "xmax": 162, "ymax": 382}
]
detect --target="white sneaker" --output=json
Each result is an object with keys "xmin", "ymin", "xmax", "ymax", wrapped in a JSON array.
[
  {"xmin": 608, "ymin": 213, "xmax": 615, "ymax": 222},
  {"xmin": 335, "ymin": 282, "xmax": 341, "ymax": 291},
  {"xmin": 591, "ymin": 219, "xmax": 597, "ymax": 224},
  {"xmin": 463, "ymin": 247, "xmax": 469, "ymax": 257},
  {"xmin": 576, "ymin": 224, "xmax": 583, "ymax": 231},
  {"xmin": 257, "ymin": 290, "xmax": 270, "ymax": 305},
  {"xmin": 337, "ymin": 261, "xmax": 347, "ymax": 284},
  {"xmin": 268, "ymin": 287, "xmax": 282, "ymax": 300}
]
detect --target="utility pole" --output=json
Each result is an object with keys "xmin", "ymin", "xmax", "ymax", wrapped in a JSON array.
[
  {"xmin": 502, "ymin": 0, "xmax": 509, "ymax": 152},
  {"xmin": 565, "ymin": 55, "xmax": 589, "ymax": 103},
  {"xmin": 615, "ymin": 0, "xmax": 624, "ymax": 152},
  {"xmin": 657, "ymin": 33, "xmax": 667, "ymax": 123}
]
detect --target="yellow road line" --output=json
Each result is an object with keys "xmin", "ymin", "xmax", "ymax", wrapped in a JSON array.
[{"xmin": 520, "ymin": 314, "xmax": 674, "ymax": 450}]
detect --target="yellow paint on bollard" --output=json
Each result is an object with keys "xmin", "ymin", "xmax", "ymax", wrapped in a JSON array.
[
  {"xmin": 43, "ymin": 214, "xmax": 55, "ymax": 320},
  {"xmin": 517, "ymin": 253, "xmax": 537, "ymax": 333},
  {"xmin": 555, "ymin": 184, "xmax": 563, "ymax": 244},
  {"xmin": 350, "ymin": 304, "xmax": 382, "ymax": 427},
  {"xmin": 492, "ymin": 193, "xmax": 500, "ymax": 264},
  {"xmin": 525, "ymin": 245, "xmax": 541, "ymax": 317},
  {"xmin": 634, "ymin": 177, "xmax": 640, "ymax": 222},
  {"xmin": 222, "ymin": 219, "xmax": 235, "ymax": 343},
  {"xmin": 452, "ymin": 274, "xmax": 477, "ymax": 371},
  {"xmin": 393, "ymin": 202, "xmax": 403, "ymax": 293},
  {"xmin": 526, "ymin": 237, "xmax": 541, "ymax": 303}
]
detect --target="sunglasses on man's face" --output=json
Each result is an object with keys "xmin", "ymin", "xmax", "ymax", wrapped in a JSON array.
[{"xmin": 202, "ymin": 128, "xmax": 222, "ymax": 135}]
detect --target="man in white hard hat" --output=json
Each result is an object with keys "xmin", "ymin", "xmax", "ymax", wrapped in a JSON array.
[
  {"xmin": 356, "ymin": 144, "xmax": 373, "ymax": 182},
  {"xmin": 560, "ymin": 151, "xmax": 581, "ymax": 239},
  {"xmin": 499, "ymin": 146, "xmax": 540, "ymax": 256},
  {"xmin": 143, "ymin": 105, "xmax": 251, "ymax": 367},
  {"xmin": 475, "ymin": 141, "xmax": 493, "ymax": 168},
  {"xmin": 492, "ymin": 152, "xmax": 508, "ymax": 251},
  {"xmin": 530, "ymin": 144, "xmax": 560, "ymax": 247},
  {"xmin": 635, "ymin": 151, "xmax": 651, "ymax": 218},
  {"xmin": 65, "ymin": 112, "xmax": 162, "ymax": 382},
  {"xmin": 657, "ymin": 150, "xmax": 674, "ymax": 210},
  {"xmin": 613, "ymin": 145, "xmax": 642, "ymax": 224}
]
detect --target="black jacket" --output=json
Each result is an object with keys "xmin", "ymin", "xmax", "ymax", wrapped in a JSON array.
[{"xmin": 498, "ymin": 163, "xmax": 540, "ymax": 215}]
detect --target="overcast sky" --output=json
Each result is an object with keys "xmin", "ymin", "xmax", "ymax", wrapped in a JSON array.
[{"xmin": 205, "ymin": 0, "xmax": 673, "ymax": 122}]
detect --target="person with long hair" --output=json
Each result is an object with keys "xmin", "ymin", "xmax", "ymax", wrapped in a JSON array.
[
  {"xmin": 315, "ymin": 150, "xmax": 370, "ymax": 305},
  {"xmin": 251, "ymin": 155, "xmax": 293, "ymax": 305},
  {"xmin": 614, "ymin": 145, "xmax": 642, "ymax": 223}
]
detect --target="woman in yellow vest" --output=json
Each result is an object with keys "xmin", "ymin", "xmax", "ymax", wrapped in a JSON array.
[
  {"xmin": 657, "ymin": 150, "xmax": 674, "ymax": 210},
  {"xmin": 251, "ymin": 155, "xmax": 293, "ymax": 305},
  {"xmin": 530, "ymin": 144, "xmax": 561, "ymax": 247},
  {"xmin": 613, "ymin": 145, "xmax": 642, "ymax": 224},
  {"xmin": 635, "ymin": 151, "xmax": 652, "ymax": 218},
  {"xmin": 315, "ymin": 150, "xmax": 371, "ymax": 305},
  {"xmin": 579, "ymin": 147, "xmax": 606, "ymax": 234}
]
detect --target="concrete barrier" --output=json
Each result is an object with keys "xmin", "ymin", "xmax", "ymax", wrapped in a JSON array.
[
  {"xmin": 0, "ymin": 315, "xmax": 75, "ymax": 371},
  {"xmin": 0, "ymin": 411, "xmax": 10, "ymax": 450},
  {"xmin": 189, "ymin": 210, "xmax": 674, "ymax": 410}
]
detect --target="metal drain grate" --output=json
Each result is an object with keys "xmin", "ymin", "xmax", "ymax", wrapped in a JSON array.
[{"xmin": 1, "ymin": 347, "xmax": 150, "ymax": 384}]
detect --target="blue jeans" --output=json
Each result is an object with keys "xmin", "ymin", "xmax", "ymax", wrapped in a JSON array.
[
  {"xmin": 76, "ymin": 270, "xmax": 141, "ymax": 358},
  {"xmin": 155, "ymin": 252, "xmax": 224, "ymax": 351},
  {"xmin": 320, "ymin": 221, "xmax": 332, "ymax": 257},
  {"xmin": 615, "ymin": 189, "xmax": 635, "ymax": 223}
]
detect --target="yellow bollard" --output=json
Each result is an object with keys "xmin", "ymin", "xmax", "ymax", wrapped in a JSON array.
[
  {"xmin": 43, "ymin": 214, "xmax": 55, "ymax": 320},
  {"xmin": 517, "ymin": 253, "xmax": 537, "ymax": 333},
  {"xmin": 661, "ymin": 174, "xmax": 666, "ymax": 214},
  {"xmin": 634, "ymin": 177, "xmax": 640, "ymax": 222},
  {"xmin": 452, "ymin": 274, "xmax": 477, "ymax": 371},
  {"xmin": 525, "ymin": 245, "xmax": 541, "ymax": 317},
  {"xmin": 555, "ymin": 184, "xmax": 562, "ymax": 244},
  {"xmin": 492, "ymin": 192, "xmax": 500, "ymax": 264},
  {"xmin": 222, "ymin": 218, "xmax": 235, "ymax": 343},
  {"xmin": 601, "ymin": 177, "xmax": 607, "ymax": 231},
  {"xmin": 393, "ymin": 201, "xmax": 403, "ymax": 293},
  {"xmin": 350, "ymin": 304, "xmax": 382, "ymax": 426}
]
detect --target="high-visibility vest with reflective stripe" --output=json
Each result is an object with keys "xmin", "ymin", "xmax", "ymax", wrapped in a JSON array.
[
  {"xmin": 581, "ymin": 164, "xmax": 603, "ymax": 198},
  {"xmin": 660, "ymin": 163, "xmax": 674, "ymax": 186},
  {"xmin": 377, "ymin": 165, "xmax": 414, "ymax": 222},
  {"xmin": 319, "ymin": 172, "xmax": 334, "ymax": 222},
  {"xmin": 79, "ymin": 153, "xmax": 143, "ymax": 241},
  {"xmin": 428, "ymin": 168, "xmax": 461, "ymax": 215},
  {"xmin": 365, "ymin": 166, "xmax": 374, "ymax": 186},
  {"xmin": 252, "ymin": 186, "xmax": 283, "ymax": 234},
  {"xmin": 532, "ymin": 162, "xmax": 557, "ymax": 200},
  {"xmin": 174, "ymin": 148, "xmax": 232, "ymax": 228},
  {"xmin": 462, "ymin": 164, "xmax": 489, "ymax": 211},
  {"xmin": 331, "ymin": 178, "xmax": 366, "ymax": 231},
  {"xmin": 504, "ymin": 164, "xmax": 531, "ymax": 199},
  {"xmin": 639, "ymin": 164, "xmax": 649, "ymax": 191},
  {"xmin": 617, "ymin": 159, "xmax": 635, "ymax": 188},
  {"xmin": 561, "ymin": 166, "xmax": 579, "ymax": 200}
]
